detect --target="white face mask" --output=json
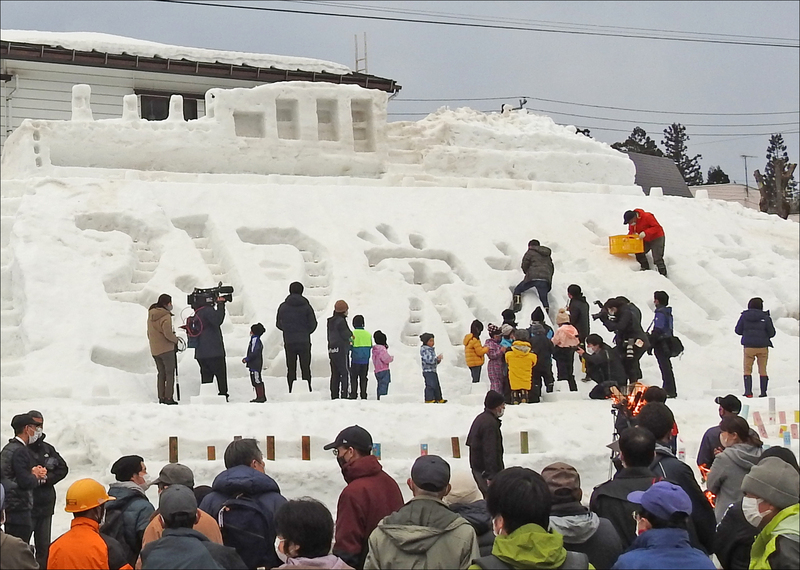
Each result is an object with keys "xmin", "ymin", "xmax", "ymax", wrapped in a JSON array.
[
  {"xmin": 719, "ymin": 433, "xmax": 732, "ymax": 448},
  {"xmin": 741, "ymin": 496, "xmax": 766, "ymax": 527},
  {"xmin": 586, "ymin": 346, "xmax": 596, "ymax": 355},
  {"xmin": 275, "ymin": 537, "xmax": 288, "ymax": 563},
  {"xmin": 138, "ymin": 474, "xmax": 154, "ymax": 491},
  {"xmin": 28, "ymin": 427, "xmax": 43, "ymax": 444}
]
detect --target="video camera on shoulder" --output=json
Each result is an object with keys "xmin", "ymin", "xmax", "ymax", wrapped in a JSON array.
[{"xmin": 187, "ymin": 282, "xmax": 234, "ymax": 307}]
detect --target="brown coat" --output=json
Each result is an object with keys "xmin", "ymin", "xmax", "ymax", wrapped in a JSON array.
[
  {"xmin": 147, "ymin": 306, "xmax": 178, "ymax": 356},
  {"xmin": 136, "ymin": 509, "xmax": 223, "ymax": 569},
  {"xmin": 0, "ymin": 530, "xmax": 38, "ymax": 569}
]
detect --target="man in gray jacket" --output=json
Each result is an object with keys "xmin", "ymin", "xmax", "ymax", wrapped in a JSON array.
[
  {"xmin": 365, "ymin": 455, "xmax": 480, "ymax": 569},
  {"xmin": 513, "ymin": 240, "xmax": 554, "ymax": 313}
]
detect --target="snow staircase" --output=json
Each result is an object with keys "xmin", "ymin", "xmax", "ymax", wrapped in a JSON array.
[{"xmin": 0, "ymin": 182, "xmax": 29, "ymax": 378}]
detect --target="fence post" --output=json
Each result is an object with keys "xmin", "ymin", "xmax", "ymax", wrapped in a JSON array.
[
  {"xmin": 169, "ymin": 437, "xmax": 179, "ymax": 463},
  {"xmin": 520, "ymin": 432, "xmax": 529, "ymax": 454},
  {"xmin": 301, "ymin": 436, "xmax": 311, "ymax": 461},
  {"xmin": 451, "ymin": 437, "xmax": 461, "ymax": 459},
  {"xmin": 207, "ymin": 446, "xmax": 216, "ymax": 461},
  {"xmin": 266, "ymin": 436, "xmax": 275, "ymax": 461}
]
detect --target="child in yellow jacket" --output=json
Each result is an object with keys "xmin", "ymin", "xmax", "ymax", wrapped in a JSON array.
[
  {"xmin": 504, "ymin": 329, "xmax": 538, "ymax": 404},
  {"xmin": 464, "ymin": 319, "xmax": 490, "ymax": 383}
]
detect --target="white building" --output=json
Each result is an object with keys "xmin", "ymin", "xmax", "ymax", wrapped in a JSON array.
[{"xmin": 1, "ymin": 30, "xmax": 399, "ymax": 151}]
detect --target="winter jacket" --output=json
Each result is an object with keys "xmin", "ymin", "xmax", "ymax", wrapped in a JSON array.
[
  {"xmin": 277, "ymin": 555, "xmax": 354, "ymax": 569},
  {"xmin": 734, "ymin": 309, "xmax": 776, "ymax": 348},
  {"xmin": 27, "ymin": 433, "xmax": 69, "ymax": 518},
  {"xmin": 505, "ymin": 341, "xmax": 537, "ymax": 390},
  {"xmin": 276, "ymin": 293, "xmax": 317, "ymax": 345},
  {"xmin": 464, "ymin": 334, "xmax": 490, "ymax": 367},
  {"xmin": 199, "ymin": 464, "xmax": 288, "ymax": 570},
  {"xmin": 552, "ymin": 324, "xmax": 580, "ymax": 348},
  {"xmin": 582, "ymin": 343, "xmax": 626, "ymax": 388},
  {"xmin": 650, "ymin": 443, "xmax": 716, "ymax": 554},
  {"xmin": 105, "ymin": 482, "xmax": 156, "ymax": 563},
  {"xmin": 714, "ymin": 500, "xmax": 758, "ymax": 570},
  {"xmin": 0, "ymin": 438, "xmax": 39, "ymax": 526},
  {"xmin": 48, "ymin": 516, "xmax": 133, "ymax": 570},
  {"xmin": 528, "ymin": 325, "xmax": 553, "ymax": 368},
  {"xmin": 372, "ymin": 345, "xmax": 393, "ymax": 374},
  {"xmin": 140, "ymin": 527, "xmax": 245, "ymax": 570},
  {"xmin": 192, "ymin": 304, "xmax": 226, "ymax": 360},
  {"xmin": 697, "ymin": 424, "xmax": 759, "ymax": 471},
  {"xmin": 521, "ymin": 245, "xmax": 555, "ymax": 284},
  {"xmin": 706, "ymin": 443, "xmax": 762, "ymax": 521},
  {"xmin": 147, "ymin": 306, "xmax": 179, "ymax": 357},
  {"xmin": 327, "ymin": 314, "xmax": 352, "ymax": 353},
  {"xmin": 243, "ymin": 334, "xmax": 264, "ymax": 371},
  {"xmin": 140, "ymin": 507, "xmax": 223, "ymax": 552},
  {"xmin": 449, "ymin": 500, "xmax": 494, "ymax": 557},
  {"xmin": 568, "ymin": 296, "xmax": 590, "ymax": 344},
  {"xmin": 598, "ymin": 303, "xmax": 649, "ymax": 350},
  {"xmin": 364, "ymin": 496, "xmax": 480, "ymax": 569},
  {"xmin": 611, "ymin": 528, "xmax": 715, "ymax": 569},
  {"xmin": 466, "ymin": 410, "xmax": 504, "ymax": 481},
  {"xmin": 590, "ymin": 466, "xmax": 659, "ymax": 549},
  {"xmin": 749, "ymin": 503, "xmax": 799, "ymax": 570},
  {"xmin": 548, "ymin": 502, "xmax": 623, "ymax": 570},
  {"xmin": 626, "ymin": 209, "xmax": 664, "ymax": 242},
  {"xmin": 421, "ymin": 345, "xmax": 439, "ymax": 373},
  {"xmin": 468, "ymin": 522, "xmax": 590, "ymax": 570},
  {"xmin": 351, "ymin": 328, "xmax": 373, "ymax": 365},
  {"xmin": 528, "ymin": 321, "xmax": 554, "ymax": 340},
  {"xmin": 0, "ymin": 530, "xmax": 38, "ymax": 569},
  {"xmin": 333, "ymin": 455, "xmax": 404, "ymax": 570},
  {"xmin": 650, "ymin": 306, "xmax": 673, "ymax": 339},
  {"xmin": 485, "ymin": 339, "xmax": 505, "ymax": 385}
]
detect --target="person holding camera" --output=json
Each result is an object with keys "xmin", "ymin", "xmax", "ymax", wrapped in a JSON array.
[
  {"xmin": 191, "ymin": 293, "xmax": 229, "ymax": 400},
  {"xmin": 147, "ymin": 294, "xmax": 180, "ymax": 405},
  {"xmin": 593, "ymin": 297, "xmax": 649, "ymax": 385}
]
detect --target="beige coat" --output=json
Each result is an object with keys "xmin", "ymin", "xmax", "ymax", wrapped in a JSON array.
[{"xmin": 147, "ymin": 306, "xmax": 179, "ymax": 356}]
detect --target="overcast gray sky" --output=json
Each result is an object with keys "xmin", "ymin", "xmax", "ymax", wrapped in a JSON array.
[{"xmin": 2, "ymin": 0, "xmax": 798, "ymax": 185}]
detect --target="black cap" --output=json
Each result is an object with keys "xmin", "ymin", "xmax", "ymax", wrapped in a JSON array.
[
  {"xmin": 323, "ymin": 425, "xmax": 373, "ymax": 454},
  {"xmin": 111, "ymin": 455, "xmax": 144, "ymax": 481},
  {"xmin": 715, "ymin": 394, "xmax": 742, "ymax": 414},
  {"xmin": 10, "ymin": 413, "xmax": 37, "ymax": 431},
  {"xmin": 484, "ymin": 390, "xmax": 505, "ymax": 410},
  {"xmin": 623, "ymin": 210, "xmax": 637, "ymax": 224},
  {"xmin": 411, "ymin": 455, "xmax": 451, "ymax": 492}
]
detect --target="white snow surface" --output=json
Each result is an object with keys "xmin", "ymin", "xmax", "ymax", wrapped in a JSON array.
[
  {"xmin": 0, "ymin": 29, "xmax": 352, "ymax": 74},
  {"xmin": 0, "ymin": 83, "xmax": 798, "ymax": 541}
]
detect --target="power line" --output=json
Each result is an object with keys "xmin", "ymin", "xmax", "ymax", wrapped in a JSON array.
[
  {"xmin": 154, "ymin": 0, "xmax": 800, "ymax": 49},
  {"xmin": 522, "ymin": 108, "xmax": 800, "ymax": 128}
]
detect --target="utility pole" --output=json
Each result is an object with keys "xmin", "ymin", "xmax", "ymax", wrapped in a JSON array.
[
  {"xmin": 741, "ymin": 154, "xmax": 756, "ymax": 197},
  {"xmin": 354, "ymin": 33, "xmax": 367, "ymax": 73}
]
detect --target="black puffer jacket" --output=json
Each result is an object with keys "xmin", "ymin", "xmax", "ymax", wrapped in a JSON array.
[
  {"xmin": 734, "ymin": 309, "xmax": 776, "ymax": 348},
  {"xmin": 714, "ymin": 500, "xmax": 757, "ymax": 570},
  {"xmin": 521, "ymin": 245, "xmax": 554, "ymax": 283},
  {"xmin": 193, "ymin": 303, "xmax": 226, "ymax": 359},
  {"xmin": 276, "ymin": 293, "xmax": 317, "ymax": 345},
  {"xmin": 327, "ymin": 313, "xmax": 352, "ymax": 352},
  {"xmin": 599, "ymin": 301, "xmax": 649, "ymax": 350},
  {"xmin": 0, "ymin": 439, "xmax": 39, "ymax": 524},
  {"xmin": 449, "ymin": 500, "xmax": 494, "ymax": 557},
  {"xmin": 568, "ymin": 295, "xmax": 591, "ymax": 343},
  {"xmin": 27, "ymin": 434, "xmax": 69, "ymax": 517},
  {"xmin": 466, "ymin": 410, "xmax": 504, "ymax": 480}
]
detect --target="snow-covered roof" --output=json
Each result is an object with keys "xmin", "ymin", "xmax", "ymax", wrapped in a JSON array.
[{"xmin": 0, "ymin": 29, "xmax": 352, "ymax": 75}]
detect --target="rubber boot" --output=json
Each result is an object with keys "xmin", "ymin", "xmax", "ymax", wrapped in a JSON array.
[
  {"xmin": 743, "ymin": 375, "xmax": 753, "ymax": 398},
  {"xmin": 759, "ymin": 375, "xmax": 768, "ymax": 398},
  {"xmin": 251, "ymin": 383, "xmax": 266, "ymax": 403}
]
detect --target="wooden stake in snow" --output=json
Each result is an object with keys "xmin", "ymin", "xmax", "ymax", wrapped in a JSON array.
[
  {"xmin": 169, "ymin": 437, "xmax": 178, "ymax": 463},
  {"xmin": 451, "ymin": 437, "xmax": 461, "ymax": 459},
  {"xmin": 207, "ymin": 446, "xmax": 216, "ymax": 461},
  {"xmin": 302, "ymin": 436, "xmax": 311, "ymax": 461},
  {"xmin": 520, "ymin": 432, "xmax": 529, "ymax": 454},
  {"xmin": 266, "ymin": 436, "xmax": 275, "ymax": 461}
]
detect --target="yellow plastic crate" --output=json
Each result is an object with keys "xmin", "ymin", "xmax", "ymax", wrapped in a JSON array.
[{"xmin": 609, "ymin": 234, "xmax": 644, "ymax": 255}]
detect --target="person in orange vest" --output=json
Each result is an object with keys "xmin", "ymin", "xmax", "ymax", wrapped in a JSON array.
[
  {"xmin": 47, "ymin": 478, "xmax": 133, "ymax": 570},
  {"xmin": 624, "ymin": 209, "xmax": 667, "ymax": 277}
]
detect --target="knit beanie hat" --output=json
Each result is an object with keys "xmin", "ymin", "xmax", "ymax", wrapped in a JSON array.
[
  {"xmin": 500, "ymin": 324, "xmax": 514, "ymax": 337},
  {"xmin": 111, "ymin": 455, "xmax": 144, "ymax": 481},
  {"xmin": 443, "ymin": 470, "xmax": 482, "ymax": 506},
  {"xmin": 420, "ymin": 333, "xmax": 434, "ymax": 345},
  {"xmin": 741, "ymin": 457, "xmax": 800, "ymax": 510},
  {"xmin": 484, "ymin": 390, "xmax": 505, "ymax": 409},
  {"xmin": 487, "ymin": 323, "xmax": 501, "ymax": 337},
  {"xmin": 334, "ymin": 300, "xmax": 348, "ymax": 313},
  {"xmin": 556, "ymin": 308, "xmax": 570, "ymax": 325},
  {"xmin": 531, "ymin": 306, "xmax": 545, "ymax": 323}
]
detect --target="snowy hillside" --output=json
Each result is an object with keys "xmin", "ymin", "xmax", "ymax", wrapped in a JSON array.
[{"xmin": 1, "ymin": 82, "xmax": 798, "ymax": 538}]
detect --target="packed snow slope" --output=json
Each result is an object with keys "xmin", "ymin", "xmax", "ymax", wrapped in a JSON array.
[{"xmin": 1, "ymin": 100, "xmax": 798, "ymax": 538}]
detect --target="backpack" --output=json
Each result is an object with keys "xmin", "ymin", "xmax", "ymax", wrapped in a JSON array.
[
  {"xmin": 666, "ymin": 335, "xmax": 684, "ymax": 358},
  {"xmin": 100, "ymin": 495, "xmax": 137, "ymax": 565},
  {"xmin": 473, "ymin": 551, "xmax": 589, "ymax": 570},
  {"xmin": 217, "ymin": 494, "xmax": 274, "ymax": 569},
  {"xmin": 183, "ymin": 312, "xmax": 203, "ymax": 349}
]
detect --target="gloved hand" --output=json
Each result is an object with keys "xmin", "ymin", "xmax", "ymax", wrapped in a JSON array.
[{"xmin": 638, "ymin": 232, "xmax": 646, "ymax": 239}]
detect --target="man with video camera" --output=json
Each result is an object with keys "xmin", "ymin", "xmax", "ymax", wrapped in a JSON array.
[
  {"xmin": 593, "ymin": 296, "xmax": 649, "ymax": 385},
  {"xmin": 188, "ymin": 285, "xmax": 233, "ymax": 401}
]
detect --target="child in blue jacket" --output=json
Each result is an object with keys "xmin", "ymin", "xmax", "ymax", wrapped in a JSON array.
[
  {"xmin": 243, "ymin": 322, "xmax": 266, "ymax": 402},
  {"xmin": 420, "ymin": 333, "xmax": 446, "ymax": 403}
]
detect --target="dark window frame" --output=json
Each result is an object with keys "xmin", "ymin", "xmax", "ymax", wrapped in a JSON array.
[{"xmin": 135, "ymin": 89, "xmax": 200, "ymax": 121}]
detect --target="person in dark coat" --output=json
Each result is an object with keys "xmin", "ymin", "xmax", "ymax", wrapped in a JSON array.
[
  {"xmin": 443, "ymin": 471, "xmax": 494, "ymax": 557},
  {"xmin": 649, "ymin": 290, "xmax": 677, "ymax": 398},
  {"xmin": 714, "ymin": 447, "xmax": 800, "ymax": 570},
  {"xmin": 243, "ymin": 323, "xmax": 266, "ymax": 403},
  {"xmin": 513, "ymin": 239, "xmax": 554, "ymax": 312},
  {"xmin": 276, "ymin": 281, "xmax": 318, "ymax": 393},
  {"xmin": 613, "ymin": 482, "xmax": 715, "ymax": 569},
  {"xmin": 105, "ymin": 454, "xmax": 155, "ymax": 565},
  {"xmin": 637, "ymin": 403, "xmax": 716, "ymax": 554},
  {"xmin": 26, "ymin": 410, "xmax": 69, "ymax": 569},
  {"xmin": 0, "ymin": 413, "xmax": 47, "ymax": 542},
  {"xmin": 466, "ymin": 391, "xmax": 506, "ymax": 498},
  {"xmin": 199, "ymin": 438, "xmax": 287, "ymax": 570},
  {"xmin": 327, "ymin": 300, "xmax": 353, "ymax": 400},
  {"xmin": 543, "ymin": 462, "xmax": 624, "ymax": 569},
  {"xmin": 596, "ymin": 296, "xmax": 649, "ymax": 384},
  {"xmin": 567, "ymin": 284, "xmax": 590, "ymax": 345},
  {"xmin": 578, "ymin": 334, "xmax": 627, "ymax": 399},
  {"xmin": 591, "ymin": 427, "xmax": 659, "ymax": 549},
  {"xmin": 528, "ymin": 322, "xmax": 555, "ymax": 396},
  {"xmin": 141, "ymin": 484, "xmax": 245, "ymax": 569},
  {"xmin": 192, "ymin": 296, "xmax": 229, "ymax": 399},
  {"xmin": 697, "ymin": 394, "xmax": 759, "ymax": 474},
  {"xmin": 323, "ymin": 425, "xmax": 404, "ymax": 570},
  {"xmin": 734, "ymin": 297, "xmax": 776, "ymax": 398}
]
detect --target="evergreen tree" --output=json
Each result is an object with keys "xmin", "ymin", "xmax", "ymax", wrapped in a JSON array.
[
  {"xmin": 662, "ymin": 123, "xmax": 704, "ymax": 186},
  {"xmin": 706, "ymin": 166, "xmax": 730, "ymax": 185},
  {"xmin": 611, "ymin": 127, "xmax": 664, "ymax": 156},
  {"xmin": 764, "ymin": 133, "xmax": 797, "ymax": 203}
]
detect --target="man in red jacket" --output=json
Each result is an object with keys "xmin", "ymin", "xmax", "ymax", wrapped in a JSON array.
[
  {"xmin": 624, "ymin": 209, "xmax": 667, "ymax": 277},
  {"xmin": 324, "ymin": 425, "xmax": 403, "ymax": 569}
]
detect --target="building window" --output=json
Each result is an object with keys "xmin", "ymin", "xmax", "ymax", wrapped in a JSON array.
[{"xmin": 136, "ymin": 91, "xmax": 200, "ymax": 121}]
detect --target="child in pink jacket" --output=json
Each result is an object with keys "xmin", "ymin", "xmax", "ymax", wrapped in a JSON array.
[
  {"xmin": 372, "ymin": 330, "xmax": 394, "ymax": 399},
  {"xmin": 552, "ymin": 308, "xmax": 580, "ymax": 392}
]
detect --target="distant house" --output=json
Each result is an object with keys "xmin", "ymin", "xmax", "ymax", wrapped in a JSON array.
[
  {"xmin": 689, "ymin": 183, "xmax": 760, "ymax": 210},
  {"xmin": 0, "ymin": 30, "xmax": 400, "ymax": 150},
  {"xmin": 625, "ymin": 152, "xmax": 692, "ymax": 198}
]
